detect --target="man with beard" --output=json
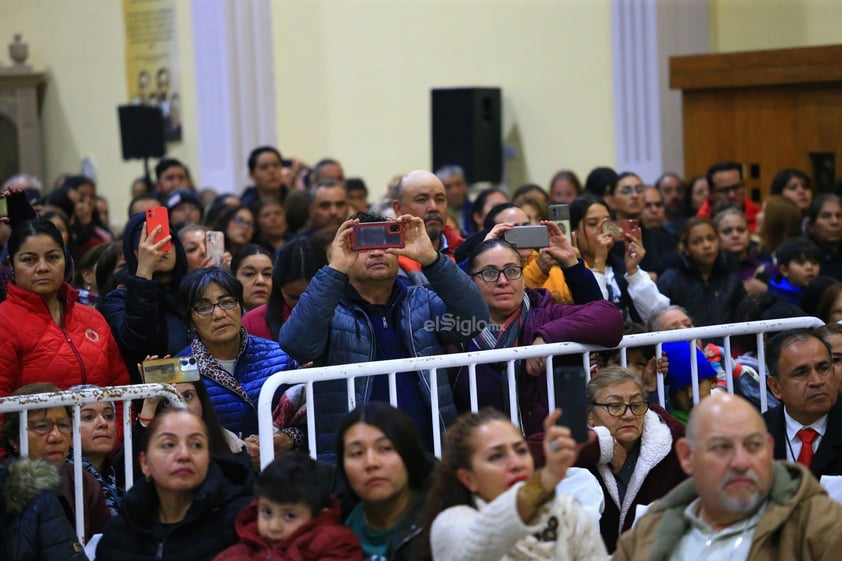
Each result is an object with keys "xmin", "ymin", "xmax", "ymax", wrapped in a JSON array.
[
  {"xmin": 278, "ymin": 211, "xmax": 488, "ymax": 461},
  {"xmin": 763, "ymin": 329, "xmax": 842, "ymax": 479},
  {"xmin": 392, "ymin": 169, "xmax": 464, "ymax": 286},
  {"xmin": 613, "ymin": 392, "xmax": 842, "ymax": 560}
]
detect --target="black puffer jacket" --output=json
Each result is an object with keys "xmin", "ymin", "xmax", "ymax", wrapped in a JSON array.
[
  {"xmin": 99, "ymin": 211, "xmax": 191, "ymax": 383},
  {"xmin": 95, "ymin": 456, "xmax": 253, "ymax": 561},
  {"xmin": 656, "ymin": 251, "xmax": 746, "ymax": 326},
  {"xmin": 0, "ymin": 458, "xmax": 87, "ymax": 561}
]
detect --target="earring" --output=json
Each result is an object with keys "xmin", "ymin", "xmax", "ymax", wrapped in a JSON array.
[{"xmin": 145, "ymin": 474, "xmax": 152, "ymax": 483}]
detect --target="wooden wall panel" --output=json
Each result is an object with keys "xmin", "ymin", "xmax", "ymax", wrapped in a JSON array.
[{"xmin": 672, "ymin": 45, "xmax": 842, "ymax": 202}]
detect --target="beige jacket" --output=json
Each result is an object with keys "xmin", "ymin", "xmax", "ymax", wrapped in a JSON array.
[{"xmin": 612, "ymin": 462, "xmax": 842, "ymax": 561}]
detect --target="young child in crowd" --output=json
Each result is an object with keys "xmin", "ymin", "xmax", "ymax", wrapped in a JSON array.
[
  {"xmin": 767, "ymin": 236, "xmax": 822, "ymax": 309},
  {"xmin": 214, "ymin": 452, "xmax": 361, "ymax": 561}
]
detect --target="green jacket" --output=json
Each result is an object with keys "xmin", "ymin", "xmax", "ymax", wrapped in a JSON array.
[{"xmin": 613, "ymin": 461, "xmax": 842, "ymax": 561}]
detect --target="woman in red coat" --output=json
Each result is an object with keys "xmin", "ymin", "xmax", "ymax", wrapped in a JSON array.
[{"xmin": 0, "ymin": 219, "xmax": 129, "ymax": 396}]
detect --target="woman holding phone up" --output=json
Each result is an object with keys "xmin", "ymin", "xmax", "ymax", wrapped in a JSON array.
[
  {"xmin": 101, "ymin": 210, "xmax": 190, "ymax": 383},
  {"xmin": 452, "ymin": 239, "xmax": 623, "ymax": 464},
  {"xmin": 423, "ymin": 408, "xmax": 607, "ymax": 561}
]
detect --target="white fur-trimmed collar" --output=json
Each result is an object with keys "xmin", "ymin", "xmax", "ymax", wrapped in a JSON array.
[{"xmin": 594, "ymin": 408, "xmax": 674, "ymax": 532}]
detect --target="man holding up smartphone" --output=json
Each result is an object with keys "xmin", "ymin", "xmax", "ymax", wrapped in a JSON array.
[{"xmin": 279, "ymin": 211, "xmax": 489, "ymax": 461}]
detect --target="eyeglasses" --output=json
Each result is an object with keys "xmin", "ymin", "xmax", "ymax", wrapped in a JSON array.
[
  {"xmin": 592, "ymin": 401, "xmax": 648, "ymax": 417},
  {"xmin": 193, "ymin": 297, "xmax": 239, "ymax": 316},
  {"xmin": 617, "ymin": 185, "xmax": 645, "ymax": 196},
  {"xmin": 28, "ymin": 418, "xmax": 73, "ymax": 435},
  {"xmin": 713, "ymin": 183, "xmax": 745, "ymax": 195},
  {"xmin": 471, "ymin": 266, "xmax": 523, "ymax": 283},
  {"xmin": 232, "ymin": 215, "xmax": 255, "ymax": 229}
]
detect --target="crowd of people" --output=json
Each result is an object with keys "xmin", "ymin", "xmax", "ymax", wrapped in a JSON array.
[{"xmin": 3, "ymin": 151, "xmax": 842, "ymax": 561}]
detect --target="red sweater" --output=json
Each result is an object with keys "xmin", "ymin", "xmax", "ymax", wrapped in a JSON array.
[
  {"xmin": 214, "ymin": 498, "xmax": 362, "ymax": 561},
  {"xmin": 0, "ymin": 282, "xmax": 130, "ymax": 396},
  {"xmin": 697, "ymin": 197, "xmax": 761, "ymax": 233}
]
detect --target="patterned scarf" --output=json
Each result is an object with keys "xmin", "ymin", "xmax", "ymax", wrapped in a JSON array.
[
  {"xmin": 190, "ymin": 326, "xmax": 254, "ymax": 411},
  {"xmin": 470, "ymin": 293, "xmax": 531, "ymax": 420}
]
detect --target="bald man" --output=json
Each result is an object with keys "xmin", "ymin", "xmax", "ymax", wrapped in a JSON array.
[
  {"xmin": 613, "ymin": 392, "xmax": 842, "ymax": 561},
  {"xmin": 392, "ymin": 170, "xmax": 464, "ymax": 285}
]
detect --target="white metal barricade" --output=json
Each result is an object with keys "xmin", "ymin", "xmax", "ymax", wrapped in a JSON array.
[
  {"xmin": 257, "ymin": 316, "xmax": 824, "ymax": 468},
  {"xmin": 0, "ymin": 383, "xmax": 186, "ymax": 544}
]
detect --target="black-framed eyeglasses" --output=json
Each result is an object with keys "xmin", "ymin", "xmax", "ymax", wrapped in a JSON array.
[
  {"xmin": 592, "ymin": 401, "xmax": 648, "ymax": 417},
  {"xmin": 713, "ymin": 183, "xmax": 745, "ymax": 195},
  {"xmin": 28, "ymin": 418, "xmax": 73, "ymax": 435},
  {"xmin": 193, "ymin": 297, "xmax": 239, "ymax": 316},
  {"xmin": 471, "ymin": 266, "xmax": 523, "ymax": 283}
]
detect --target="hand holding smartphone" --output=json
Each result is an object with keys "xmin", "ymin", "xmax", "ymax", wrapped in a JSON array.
[
  {"xmin": 504, "ymin": 225, "xmax": 550, "ymax": 249},
  {"xmin": 602, "ymin": 219, "xmax": 640, "ymax": 241},
  {"xmin": 145, "ymin": 206, "xmax": 173, "ymax": 252}
]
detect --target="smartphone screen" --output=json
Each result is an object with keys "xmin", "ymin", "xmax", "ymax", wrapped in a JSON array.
[
  {"xmin": 206, "ymin": 231, "xmax": 225, "ymax": 266},
  {"xmin": 552, "ymin": 366, "xmax": 589, "ymax": 443},
  {"xmin": 503, "ymin": 225, "xmax": 549, "ymax": 249},
  {"xmin": 145, "ymin": 206, "xmax": 173, "ymax": 252}
]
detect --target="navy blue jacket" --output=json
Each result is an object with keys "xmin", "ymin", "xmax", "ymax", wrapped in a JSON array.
[
  {"xmin": 178, "ymin": 333, "xmax": 297, "ymax": 437},
  {"xmin": 279, "ymin": 254, "xmax": 489, "ymax": 461}
]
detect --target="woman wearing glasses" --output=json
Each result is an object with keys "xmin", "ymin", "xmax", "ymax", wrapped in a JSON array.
[
  {"xmin": 0, "ymin": 383, "xmax": 111, "ymax": 541},
  {"xmin": 176, "ymin": 267, "xmax": 300, "ymax": 470},
  {"xmin": 452, "ymin": 239, "xmax": 623, "ymax": 464},
  {"xmin": 575, "ymin": 367, "xmax": 685, "ymax": 552}
]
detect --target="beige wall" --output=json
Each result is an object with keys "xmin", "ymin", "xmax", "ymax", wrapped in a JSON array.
[
  {"xmin": 270, "ymin": 0, "xmax": 616, "ymax": 200},
  {"xmin": 710, "ymin": 0, "xmax": 840, "ymax": 52},
  {"xmin": 0, "ymin": 0, "xmax": 198, "ymax": 232}
]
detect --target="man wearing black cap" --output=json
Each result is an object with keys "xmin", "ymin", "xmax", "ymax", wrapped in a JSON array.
[{"xmin": 166, "ymin": 189, "xmax": 203, "ymax": 226}]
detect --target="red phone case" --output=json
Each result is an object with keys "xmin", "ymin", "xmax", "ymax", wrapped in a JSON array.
[
  {"xmin": 145, "ymin": 206, "xmax": 173, "ymax": 252},
  {"xmin": 350, "ymin": 222, "xmax": 405, "ymax": 250}
]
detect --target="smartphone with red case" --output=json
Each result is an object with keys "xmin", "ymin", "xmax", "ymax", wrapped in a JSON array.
[
  {"xmin": 350, "ymin": 222, "xmax": 405, "ymax": 251},
  {"xmin": 145, "ymin": 206, "xmax": 173, "ymax": 252}
]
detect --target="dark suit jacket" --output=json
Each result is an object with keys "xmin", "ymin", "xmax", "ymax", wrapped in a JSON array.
[{"xmin": 763, "ymin": 400, "xmax": 842, "ymax": 479}]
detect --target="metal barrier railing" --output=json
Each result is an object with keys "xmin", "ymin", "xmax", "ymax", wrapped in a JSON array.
[
  {"xmin": 257, "ymin": 316, "xmax": 824, "ymax": 468},
  {"xmin": 0, "ymin": 384, "xmax": 186, "ymax": 544}
]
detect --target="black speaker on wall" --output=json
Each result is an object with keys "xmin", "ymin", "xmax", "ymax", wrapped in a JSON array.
[
  {"xmin": 431, "ymin": 87, "xmax": 502, "ymax": 183},
  {"xmin": 118, "ymin": 105, "xmax": 166, "ymax": 160}
]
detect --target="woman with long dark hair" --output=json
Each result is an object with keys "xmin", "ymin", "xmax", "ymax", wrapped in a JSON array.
[
  {"xmin": 242, "ymin": 237, "xmax": 326, "ymax": 340},
  {"xmin": 335, "ymin": 402, "xmax": 435, "ymax": 561},
  {"xmin": 422, "ymin": 408, "xmax": 606, "ymax": 561}
]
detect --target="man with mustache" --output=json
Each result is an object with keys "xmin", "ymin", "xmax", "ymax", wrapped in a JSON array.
[
  {"xmin": 613, "ymin": 392, "xmax": 842, "ymax": 560},
  {"xmin": 279, "ymin": 211, "xmax": 488, "ymax": 461},
  {"xmin": 391, "ymin": 169, "xmax": 465, "ymax": 286},
  {"xmin": 763, "ymin": 329, "xmax": 842, "ymax": 479}
]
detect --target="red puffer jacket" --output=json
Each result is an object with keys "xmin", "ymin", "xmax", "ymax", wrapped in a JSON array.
[
  {"xmin": 213, "ymin": 497, "xmax": 362, "ymax": 561},
  {"xmin": 0, "ymin": 282, "xmax": 130, "ymax": 396}
]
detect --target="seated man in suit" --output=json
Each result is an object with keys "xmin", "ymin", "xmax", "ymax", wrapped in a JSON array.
[{"xmin": 763, "ymin": 328, "xmax": 842, "ymax": 479}]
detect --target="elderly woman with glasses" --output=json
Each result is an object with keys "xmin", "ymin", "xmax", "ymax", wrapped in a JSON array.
[
  {"xmin": 574, "ymin": 367, "xmax": 686, "ymax": 552},
  {"xmin": 175, "ymin": 267, "xmax": 300, "ymax": 470},
  {"xmin": 452, "ymin": 239, "xmax": 623, "ymax": 465},
  {"xmin": 0, "ymin": 383, "xmax": 111, "ymax": 541}
]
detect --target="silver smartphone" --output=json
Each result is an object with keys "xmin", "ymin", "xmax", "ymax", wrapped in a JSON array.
[{"xmin": 504, "ymin": 225, "xmax": 549, "ymax": 249}]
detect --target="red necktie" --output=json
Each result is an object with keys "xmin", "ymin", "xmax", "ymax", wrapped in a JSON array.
[{"xmin": 797, "ymin": 428, "xmax": 818, "ymax": 467}]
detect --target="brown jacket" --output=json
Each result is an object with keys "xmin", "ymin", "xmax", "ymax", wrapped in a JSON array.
[{"xmin": 612, "ymin": 462, "xmax": 842, "ymax": 561}]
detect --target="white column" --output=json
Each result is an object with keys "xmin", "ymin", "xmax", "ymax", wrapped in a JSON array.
[
  {"xmin": 611, "ymin": 0, "xmax": 709, "ymax": 182},
  {"xmin": 191, "ymin": 0, "xmax": 276, "ymax": 194}
]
